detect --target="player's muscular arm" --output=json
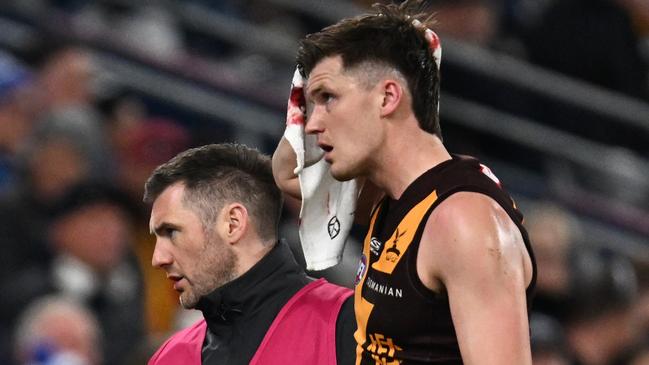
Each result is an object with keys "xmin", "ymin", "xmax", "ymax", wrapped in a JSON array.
[
  {"xmin": 272, "ymin": 137, "xmax": 301, "ymax": 199},
  {"xmin": 418, "ymin": 192, "xmax": 533, "ymax": 365}
]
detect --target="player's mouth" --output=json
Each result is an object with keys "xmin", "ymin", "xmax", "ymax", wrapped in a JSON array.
[{"xmin": 319, "ymin": 143, "xmax": 334, "ymax": 162}]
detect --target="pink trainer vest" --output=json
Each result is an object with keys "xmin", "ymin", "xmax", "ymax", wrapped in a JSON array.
[{"xmin": 149, "ymin": 279, "xmax": 352, "ymax": 365}]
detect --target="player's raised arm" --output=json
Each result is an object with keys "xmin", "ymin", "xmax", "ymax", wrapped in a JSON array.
[{"xmin": 272, "ymin": 136, "xmax": 301, "ymax": 199}]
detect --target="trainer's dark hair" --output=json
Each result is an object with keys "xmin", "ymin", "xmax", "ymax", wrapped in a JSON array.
[
  {"xmin": 143, "ymin": 143, "xmax": 283, "ymax": 243},
  {"xmin": 297, "ymin": 0, "xmax": 441, "ymax": 138}
]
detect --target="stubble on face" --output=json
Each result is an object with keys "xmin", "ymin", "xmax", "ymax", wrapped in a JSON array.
[{"xmin": 179, "ymin": 233, "xmax": 238, "ymax": 309}]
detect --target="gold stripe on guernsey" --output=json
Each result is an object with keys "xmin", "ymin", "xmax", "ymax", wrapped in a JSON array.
[
  {"xmin": 371, "ymin": 190, "xmax": 438, "ymax": 275},
  {"xmin": 354, "ymin": 190, "xmax": 438, "ymax": 364},
  {"xmin": 354, "ymin": 205, "xmax": 380, "ymax": 365}
]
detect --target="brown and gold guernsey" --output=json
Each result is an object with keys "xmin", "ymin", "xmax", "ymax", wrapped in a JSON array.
[{"xmin": 353, "ymin": 155, "xmax": 536, "ymax": 365}]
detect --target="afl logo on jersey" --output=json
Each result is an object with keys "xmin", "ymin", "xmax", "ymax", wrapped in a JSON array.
[{"xmin": 355, "ymin": 254, "xmax": 368, "ymax": 286}]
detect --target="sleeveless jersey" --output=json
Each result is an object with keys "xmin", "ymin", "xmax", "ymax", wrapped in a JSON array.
[{"xmin": 353, "ymin": 155, "xmax": 536, "ymax": 364}]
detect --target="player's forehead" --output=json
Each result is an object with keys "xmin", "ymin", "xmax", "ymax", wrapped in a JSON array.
[
  {"xmin": 310, "ymin": 55, "xmax": 345, "ymax": 76},
  {"xmin": 306, "ymin": 56, "xmax": 346, "ymax": 86},
  {"xmin": 306, "ymin": 56, "xmax": 364, "ymax": 97}
]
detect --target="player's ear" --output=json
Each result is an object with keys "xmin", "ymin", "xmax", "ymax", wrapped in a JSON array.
[{"xmin": 379, "ymin": 79, "xmax": 403, "ymax": 118}]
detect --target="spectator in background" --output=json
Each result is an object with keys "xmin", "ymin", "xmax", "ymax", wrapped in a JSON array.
[
  {"xmin": 0, "ymin": 114, "xmax": 113, "ymax": 362},
  {"xmin": 1, "ymin": 182, "xmax": 145, "ymax": 365},
  {"xmin": 611, "ymin": 338, "xmax": 649, "ymax": 365},
  {"xmin": 13, "ymin": 296, "xmax": 102, "ymax": 365},
  {"xmin": 0, "ymin": 51, "xmax": 37, "ymax": 194},
  {"xmin": 37, "ymin": 46, "xmax": 97, "ymax": 113},
  {"xmin": 36, "ymin": 45, "xmax": 105, "ymax": 141},
  {"xmin": 99, "ymin": 89, "xmax": 147, "ymax": 145},
  {"xmin": 564, "ymin": 246, "xmax": 640, "ymax": 365},
  {"xmin": 0, "ymin": 46, "xmax": 112, "ymax": 364},
  {"xmin": 116, "ymin": 119, "xmax": 191, "ymax": 203},
  {"xmin": 526, "ymin": 202, "xmax": 581, "ymax": 322},
  {"xmin": 0, "ymin": 112, "xmax": 112, "ymax": 276},
  {"xmin": 529, "ymin": 313, "xmax": 574, "ymax": 365},
  {"xmin": 34, "ymin": 45, "xmax": 108, "ymax": 166},
  {"xmin": 23, "ymin": 111, "xmax": 112, "ymax": 201},
  {"xmin": 47, "ymin": 182, "xmax": 144, "ymax": 365}
]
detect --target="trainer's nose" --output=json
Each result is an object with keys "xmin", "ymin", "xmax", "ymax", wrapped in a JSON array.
[{"xmin": 151, "ymin": 240, "xmax": 173, "ymax": 269}]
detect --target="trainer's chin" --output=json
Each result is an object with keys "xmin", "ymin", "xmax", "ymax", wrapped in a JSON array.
[{"xmin": 179, "ymin": 291, "xmax": 199, "ymax": 309}]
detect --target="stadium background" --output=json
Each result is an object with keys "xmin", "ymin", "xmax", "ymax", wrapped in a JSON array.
[{"xmin": 0, "ymin": 0, "xmax": 648, "ymax": 364}]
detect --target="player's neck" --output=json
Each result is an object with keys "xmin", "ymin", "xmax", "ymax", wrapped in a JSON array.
[{"xmin": 370, "ymin": 128, "xmax": 450, "ymax": 200}]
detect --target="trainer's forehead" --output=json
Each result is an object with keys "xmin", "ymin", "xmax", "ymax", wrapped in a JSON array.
[{"xmin": 149, "ymin": 183, "xmax": 186, "ymax": 229}]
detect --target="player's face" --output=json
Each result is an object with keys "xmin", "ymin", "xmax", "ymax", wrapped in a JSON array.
[
  {"xmin": 304, "ymin": 56, "xmax": 385, "ymax": 181},
  {"xmin": 150, "ymin": 183, "xmax": 236, "ymax": 309}
]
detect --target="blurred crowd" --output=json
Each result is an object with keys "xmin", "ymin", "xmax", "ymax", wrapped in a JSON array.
[
  {"xmin": 0, "ymin": 44, "xmax": 200, "ymax": 364},
  {"xmin": 527, "ymin": 202, "xmax": 649, "ymax": 365},
  {"xmin": 0, "ymin": 0, "xmax": 647, "ymax": 365}
]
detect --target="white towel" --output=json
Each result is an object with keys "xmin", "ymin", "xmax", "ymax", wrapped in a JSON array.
[
  {"xmin": 284, "ymin": 69, "xmax": 359, "ymax": 271},
  {"xmin": 284, "ymin": 21, "xmax": 441, "ymax": 271}
]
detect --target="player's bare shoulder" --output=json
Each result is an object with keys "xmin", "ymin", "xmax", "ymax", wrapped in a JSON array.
[{"xmin": 417, "ymin": 191, "xmax": 533, "ymax": 292}]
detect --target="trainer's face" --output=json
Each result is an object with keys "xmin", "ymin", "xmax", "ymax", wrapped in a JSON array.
[
  {"xmin": 150, "ymin": 182, "xmax": 236, "ymax": 309},
  {"xmin": 304, "ymin": 56, "xmax": 385, "ymax": 181}
]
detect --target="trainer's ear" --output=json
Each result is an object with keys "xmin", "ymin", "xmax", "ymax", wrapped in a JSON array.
[
  {"xmin": 217, "ymin": 202, "xmax": 248, "ymax": 245},
  {"xmin": 379, "ymin": 79, "xmax": 403, "ymax": 118}
]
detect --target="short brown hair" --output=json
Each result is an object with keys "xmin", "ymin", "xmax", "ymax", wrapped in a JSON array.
[
  {"xmin": 297, "ymin": 1, "xmax": 441, "ymax": 137},
  {"xmin": 143, "ymin": 143, "xmax": 283, "ymax": 243}
]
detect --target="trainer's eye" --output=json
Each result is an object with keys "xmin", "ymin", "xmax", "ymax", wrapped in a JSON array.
[{"xmin": 166, "ymin": 228, "xmax": 178, "ymax": 240}]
